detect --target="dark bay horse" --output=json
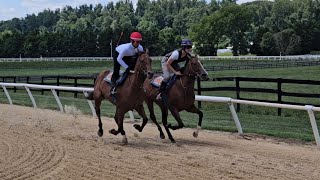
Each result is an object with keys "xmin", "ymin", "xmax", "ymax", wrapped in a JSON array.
[
  {"xmin": 88, "ymin": 51, "xmax": 153, "ymax": 144},
  {"xmin": 134, "ymin": 55, "xmax": 209, "ymax": 143}
]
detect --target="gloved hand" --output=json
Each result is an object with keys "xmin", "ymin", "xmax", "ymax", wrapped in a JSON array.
[
  {"xmin": 125, "ymin": 68, "xmax": 135, "ymax": 74},
  {"xmin": 124, "ymin": 67, "xmax": 132, "ymax": 74}
]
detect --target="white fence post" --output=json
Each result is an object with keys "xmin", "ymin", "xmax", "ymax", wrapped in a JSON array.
[
  {"xmin": 305, "ymin": 105, "xmax": 320, "ymax": 148},
  {"xmin": 83, "ymin": 91, "xmax": 96, "ymax": 117},
  {"xmin": 1, "ymin": 85, "xmax": 12, "ymax": 105},
  {"xmin": 25, "ymin": 86, "xmax": 37, "ymax": 108},
  {"xmin": 51, "ymin": 89, "xmax": 64, "ymax": 112},
  {"xmin": 228, "ymin": 102, "xmax": 243, "ymax": 134},
  {"xmin": 128, "ymin": 111, "xmax": 134, "ymax": 121}
]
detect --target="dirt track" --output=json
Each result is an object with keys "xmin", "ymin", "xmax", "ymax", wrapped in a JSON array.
[{"xmin": 0, "ymin": 104, "xmax": 320, "ymax": 180}]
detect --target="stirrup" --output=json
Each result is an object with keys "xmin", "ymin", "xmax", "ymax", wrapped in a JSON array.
[
  {"xmin": 110, "ymin": 88, "xmax": 117, "ymax": 95},
  {"xmin": 156, "ymin": 93, "xmax": 162, "ymax": 100}
]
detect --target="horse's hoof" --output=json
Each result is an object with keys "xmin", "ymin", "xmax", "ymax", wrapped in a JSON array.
[
  {"xmin": 109, "ymin": 129, "xmax": 117, "ymax": 135},
  {"xmin": 121, "ymin": 138, "xmax": 128, "ymax": 145},
  {"xmin": 193, "ymin": 132, "xmax": 198, "ymax": 138},
  {"xmin": 167, "ymin": 124, "xmax": 172, "ymax": 129},
  {"xmin": 133, "ymin": 124, "xmax": 141, "ymax": 132},
  {"xmin": 170, "ymin": 139, "xmax": 176, "ymax": 143},
  {"xmin": 160, "ymin": 133, "xmax": 165, "ymax": 139},
  {"xmin": 97, "ymin": 129, "xmax": 103, "ymax": 137}
]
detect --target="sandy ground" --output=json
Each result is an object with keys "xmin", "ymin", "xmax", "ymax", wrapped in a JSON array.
[{"xmin": 0, "ymin": 104, "xmax": 320, "ymax": 180}]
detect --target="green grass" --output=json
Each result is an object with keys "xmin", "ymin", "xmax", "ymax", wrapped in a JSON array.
[{"xmin": 1, "ymin": 60, "xmax": 320, "ymax": 143}]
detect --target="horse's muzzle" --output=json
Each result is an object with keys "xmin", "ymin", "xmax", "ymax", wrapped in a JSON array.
[
  {"xmin": 201, "ymin": 73, "xmax": 209, "ymax": 81},
  {"xmin": 147, "ymin": 71, "xmax": 154, "ymax": 79}
]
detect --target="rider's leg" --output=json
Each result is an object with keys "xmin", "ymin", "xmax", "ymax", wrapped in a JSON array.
[
  {"xmin": 111, "ymin": 52, "xmax": 120, "ymax": 86},
  {"xmin": 156, "ymin": 80, "xmax": 168, "ymax": 100},
  {"xmin": 110, "ymin": 53, "xmax": 120, "ymax": 95},
  {"xmin": 157, "ymin": 61, "xmax": 171, "ymax": 100}
]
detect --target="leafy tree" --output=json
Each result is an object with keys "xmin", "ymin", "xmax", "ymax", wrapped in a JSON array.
[
  {"xmin": 158, "ymin": 27, "xmax": 177, "ymax": 55},
  {"xmin": 220, "ymin": 4, "xmax": 253, "ymax": 55},
  {"xmin": 0, "ymin": 29, "xmax": 24, "ymax": 57},
  {"xmin": 190, "ymin": 11, "xmax": 224, "ymax": 55},
  {"xmin": 273, "ymin": 28, "xmax": 301, "ymax": 55},
  {"xmin": 260, "ymin": 32, "xmax": 277, "ymax": 56}
]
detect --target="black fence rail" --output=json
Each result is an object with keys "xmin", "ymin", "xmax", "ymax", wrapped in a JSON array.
[
  {"xmin": 196, "ymin": 77, "xmax": 320, "ymax": 115},
  {"xmin": 1, "ymin": 75, "xmax": 320, "ymax": 116},
  {"xmin": 204, "ymin": 59, "xmax": 320, "ymax": 71}
]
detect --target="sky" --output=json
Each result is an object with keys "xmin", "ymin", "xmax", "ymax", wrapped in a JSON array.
[{"xmin": 0, "ymin": 0, "xmax": 256, "ymax": 21}]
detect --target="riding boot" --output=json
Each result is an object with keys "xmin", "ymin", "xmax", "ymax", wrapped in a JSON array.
[
  {"xmin": 110, "ymin": 73, "xmax": 118, "ymax": 94},
  {"xmin": 156, "ymin": 81, "xmax": 168, "ymax": 100}
]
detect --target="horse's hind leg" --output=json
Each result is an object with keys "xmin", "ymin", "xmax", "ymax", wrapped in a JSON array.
[
  {"xmin": 185, "ymin": 104, "xmax": 203, "ymax": 138},
  {"xmin": 95, "ymin": 97, "xmax": 104, "ymax": 137},
  {"xmin": 133, "ymin": 104, "xmax": 149, "ymax": 132}
]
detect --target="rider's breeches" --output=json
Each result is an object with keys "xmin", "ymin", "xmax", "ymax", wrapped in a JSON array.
[
  {"xmin": 161, "ymin": 56, "xmax": 180, "ymax": 82},
  {"xmin": 112, "ymin": 52, "xmax": 135, "ymax": 83}
]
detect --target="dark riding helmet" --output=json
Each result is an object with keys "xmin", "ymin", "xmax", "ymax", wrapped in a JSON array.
[{"xmin": 181, "ymin": 39, "xmax": 193, "ymax": 47}]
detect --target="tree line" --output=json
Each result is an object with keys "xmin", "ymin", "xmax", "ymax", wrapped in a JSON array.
[{"xmin": 0, "ymin": 0, "xmax": 320, "ymax": 58}]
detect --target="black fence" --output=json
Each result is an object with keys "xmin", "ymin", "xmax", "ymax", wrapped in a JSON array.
[
  {"xmin": 195, "ymin": 77, "xmax": 320, "ymax": 115},
  {"xmin": 204, "ymin": 59, "xmax": 320, "ymax": 71},
  {"xmin": 1, "ymin": 75, "xmax": 320, "ymax": 116}
]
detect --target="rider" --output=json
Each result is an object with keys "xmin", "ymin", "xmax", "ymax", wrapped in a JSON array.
[
  {"xmin": 156, "ymin": 39, "xmax": 193, "ymax": 100},
  {"xmin": 110, "ymin": 31, "xmax": 144, "ymax": 95}
]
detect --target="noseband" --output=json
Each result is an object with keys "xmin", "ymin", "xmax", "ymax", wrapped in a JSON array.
[
  {"xmin": 136, "ymin": 54, "xmax": 150, "ymax": 78},
  {"xmin": 185, "ymin": 58, "xmax": 203, "ymax": 78}
]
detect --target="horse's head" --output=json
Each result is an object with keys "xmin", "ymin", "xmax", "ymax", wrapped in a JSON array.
[
  {"xmin": 184, "ymin": 55, "xmax": 209, "ymax": 80},
  {"xmin": 135, "ymin": 49, "xmax": 154, "ymax": 79}
]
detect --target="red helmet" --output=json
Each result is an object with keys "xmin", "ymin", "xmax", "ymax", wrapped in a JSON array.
[{"xmin": 130, "ymin": 32, "xmax": 142, "ymax": 41}]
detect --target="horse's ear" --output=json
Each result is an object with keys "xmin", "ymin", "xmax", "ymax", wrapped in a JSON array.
[{"xmin": 145, "ymin": 48, "xmax": 149, "ymax": 55}]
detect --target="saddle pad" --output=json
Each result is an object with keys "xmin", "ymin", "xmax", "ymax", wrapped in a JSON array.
[
  {"xmin": 151, "ymin": 76, "xmax": 164, "ymax": 88},
  {"xmin": 103, "ymin": 70, "xmax": 124, "ymax": 84},
  {"xmin": 103, "ymin": 72, "xmax": 113, "ymax": 84}
]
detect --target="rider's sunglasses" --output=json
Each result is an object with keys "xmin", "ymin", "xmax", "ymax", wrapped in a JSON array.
[
  {"xmin": 185, "ymin": 45, "xmax": 192, "ymax": 49},
  {"xmin": 133, "ymin": 40, "xmax": 141, "ymax": 44}
]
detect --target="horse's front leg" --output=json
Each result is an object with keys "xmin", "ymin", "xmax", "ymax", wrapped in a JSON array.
[
  {"xmin": 185, "ymin": 104, "xmax": 203, "ymax": 138},
  {"xmin": 168, "ymin": 107, "xmax": 184, "ymax": 130},
  {"xmin": 109, "ymin": 109, "xmax": 128, "ymax": 144}
]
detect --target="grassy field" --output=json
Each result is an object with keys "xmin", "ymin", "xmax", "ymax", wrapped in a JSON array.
[{"xmin": 0, "ymin": 60, "xmax": 320, "ymax": 142}]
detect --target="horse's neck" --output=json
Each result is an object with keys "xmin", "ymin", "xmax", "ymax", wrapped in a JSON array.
[
  {"xmin": 177, "ymin": 75, "xmax": 195, "ymax": 92},
  {"xmin": 181, "ymin": 64, "xmax": 195, "ymax": 88},
  {"xmin": 126, "ymin": 67, "xmax": 145, "ymax": 90}
]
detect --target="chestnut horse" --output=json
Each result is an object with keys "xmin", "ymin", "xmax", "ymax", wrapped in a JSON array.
[
  {"xmin": 134, "ymin": 55, "xmax": 209, "ymax": 143},
  {"xmin": 88, "ymin": 51, "xmax": 153, "ymax": 144}
]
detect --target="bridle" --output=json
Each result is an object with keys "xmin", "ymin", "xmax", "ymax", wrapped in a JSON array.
[
  {"xmin": 183, "ymin": 57, "xmax": 203, "ymax": 78},
  {"xmin": 137, "ymin": 53, "xmax": 151, "ymax": 78}
]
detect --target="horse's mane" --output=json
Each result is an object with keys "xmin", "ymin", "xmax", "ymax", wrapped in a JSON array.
[{"xmin": 181, "ymin": 54, "xmax": 196, "ymax": 73}]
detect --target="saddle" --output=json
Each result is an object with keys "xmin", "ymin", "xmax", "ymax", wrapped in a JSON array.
[
  {"xmin": 103, "ymin": 71, "xmax": 127, "ymax": 86},
  {"xmin": 151, "ymin": 75, "xmax": 177, "ymax": 90}
]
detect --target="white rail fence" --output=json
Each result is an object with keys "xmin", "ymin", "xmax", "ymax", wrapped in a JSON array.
[
  {"xmin": 1, "ymin": 55, "xmax": 320, "ymax": 62},
  {"xmin": 1, "ymin": 82, "xmax": 320, "ymax": 147}
]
